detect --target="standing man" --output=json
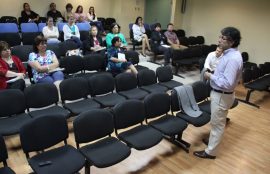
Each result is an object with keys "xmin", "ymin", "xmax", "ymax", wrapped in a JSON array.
[{"xmin": 194, "ymin": 27, "xmax": 243, "ymax": 159}]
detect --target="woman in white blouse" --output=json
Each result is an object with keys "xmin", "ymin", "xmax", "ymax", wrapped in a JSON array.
[
  {"xmin": 63, "ymin": 14, "xmax": 82, "ymax": 48},
  {"xmin": 86, "ymin": 6, "xmax": 105, "ymax": 35},
  {"xmin": 132, "ymin": 16, "xmax": 151, "ymax": 56},
  {"xmin": 42, "ymin": 17, "xmax": 60, "ymax": 44}
]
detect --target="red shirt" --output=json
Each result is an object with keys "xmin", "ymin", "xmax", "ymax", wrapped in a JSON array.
[{"xmin": 0, "ymin": 56, "xmax": 26, "ymax": 90}]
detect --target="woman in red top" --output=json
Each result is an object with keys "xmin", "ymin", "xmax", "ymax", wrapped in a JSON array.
[{"xmin": 0, "ymin": 41, "xmax": 26, "ymax": 90}]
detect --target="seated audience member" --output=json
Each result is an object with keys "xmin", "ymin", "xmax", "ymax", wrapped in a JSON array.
[
  {"xmin": 63, "ymin": 3, "xmax": 74, "ymax": 21},
  {"xmin": 106, "ymin": 23, "xmax": 128, "ymax": 49},
  {"xmin": 74, "ymin": 5, "xmax": 87, "ymax": 23},
  {"xmin": 47, "ymin": 3, "xmax": 64, "ymax": 23},
  {"xmin": 0, "ymin": 41, "xmax": 26, "ymax": 91},
  {"xmin": 151, "ymin": 23, "xmax": 172, "ymax": 65},
  {"xmin": 83, "ymin": 26, "xmax": 105, "ymax": 55},
  {"xmin": 86, "ymin": 6, "xmax": 105, "ymax": 35},
  {"xmin": 63, "ymin": 15, "xmax": 82, "ymax": 48},
  {"xmin": 42, "ymin": 17, "xmax": 60, "ymax": 44},
  {"xmin": 28, "ymin": 35, "xmax": 64, "ymax": 86},
  {"xmin": 132, "ymin": 16, "xmax": 151, "ymax": 57},
  {"xmin": 200, "ymin": 46, "xmax": 223, "ymax": 82},
  {"xmin": 21, "ymin": 3, "xmax": 40, "ymax": 23},
  {"xmin": 107, "ymin": 37, "xmax": 138, "ymax": 76},
  {"xmin": 164, "ymin": 23, "xmax": 187, "ymax": 50}
]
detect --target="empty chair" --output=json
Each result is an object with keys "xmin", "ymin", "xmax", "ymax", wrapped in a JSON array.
[
  {"xmin": 60, "ymin": 55, "xmax": 84, "ymax": 78},
  {"xmin": 137, "ymin": 69, "xmax": 168, "ymax": 93},
  {"xmin": 46, "ymin": 43, "xmax": 65, "ymax": 58},
  {"xmin": 171, "ymin": 88, "xmax": 211, "ymax": 127},
  {"xmin": 79, "ymin": 54, "xmax": 106, "ymax": 78},
  {"xmin": 0, "ymin": 23, "xmax": 21, "ymax": 47},
  {"xmin": 76, "ymin": 22, "xmax": 91, "ymax": 41},
  {"xmin": 60, "ymin": 40, "xmax": 79, "ymax": 52},
  {"xmin": 175, "ymin": 29, "xmax": 185, "ymax": 37},
  {"xmin": 156, "ymin": 66, "xmax": 183, "ymax": 89},
  {"xmin": 73, "ymin": 109, "xmax": 131, "ymax": 174},
  {"xmin": 20, "ymin": 23, "xmax": 39, "ymax": 45},
  {"xmin": 0, "ymin": 135, "xmax": 16, "ymax": 174},
  {"xmin": 196, "ymin": 36, "xmax": 205, "ymax": 45},
  {"xmin": 60, "ymin": 77, "xmax": 100, "ymax": 115},
  {"xmin": 0, "ymin": 16, "xmax": 17, "ymax": 24},
  {"xmin": 144, "ymin": 93, "xmax": 190, "ymax": 152},
  {"xmin": 112, "ymin": 100, "xmax": 163, "ymax": 150},
  {"xmin": 57, "ymin": 22, "xmax": 67, "ymax": 41},
  {"xmin": 241, "ymin": 52, "xmax": 257, "ymax": 69},
  {"xmin": 20, "ymin": 115, "xmax": 85, "ymax": 174},
  {"xmin": 178, "ymin": 36, "xmax": 189, "ymax": 47},
  {"xmin": 124, "ymin": 51, "xmax": 148, "ymax": 71},
  {"xmin": 0, "ymin": 89, "xmax": 31, "ymax": 136},
  {"xmin": 38, "ymin": 23, "xmax": 46, "ymax": 32},
  {"xmin": 104, "ymin": 18, "xmax": 116, "ymax": 31},
  {"xmin": 88, "ymin": 73, "xmax": 126, "ymax": 107},
  {"xmin": 115, "ymin": 73, "xmax": 148, "ymax": 100},
  {"xmin": 24, "ymin": 83, "xmax": 70, "ymax": 118}
]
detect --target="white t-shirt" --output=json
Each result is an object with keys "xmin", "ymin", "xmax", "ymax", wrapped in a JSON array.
[
  {"xmin": 204, "ymin": 51, "xmax": 222, "ymax": 72},
  {"xmin": 42, "ymin": 26, "xmax": 59, "ymax": 39}
]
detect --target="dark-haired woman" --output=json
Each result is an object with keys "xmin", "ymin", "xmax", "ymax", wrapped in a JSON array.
[
  {"xmin": 28, "ymin": 35, "xmax": 63, "ymax": 84},
  {"xmin": 105, "ymin": 23, "xmax": 127, "ymax": 48},
  {"xmin": 86, "ymin": 6, "xmax": 105, "ymax": 35},
  {"xmin": 132, "ymin": 17, "xmax": 151, "ymax": 56},
  {"xmin": 107, "ymin": 37, "xmax": 137, "ymax": 76},
  {"xmin": 21, "ymin": 3, "xmax": 40, "ymax": 23},
  {"xmin": 0, "ymin": 41, "xmax": 26, "ymax": 90}
]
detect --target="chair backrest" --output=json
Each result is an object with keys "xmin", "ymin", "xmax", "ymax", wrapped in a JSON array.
[
  {"xmin": 76, "ymin": 22, "xmax": 91, "ymax": 31},
  {"xmin": 88, "ymin": 73, "xmax": 115, "ymax": 96},
  {"xmin": 38, "ymin": 23, "xmax": 46, "ymax": 32},
  {"xmin": 0, "ymin": 16, "xmax": 18, "ymax": 24},
  {"xmin": 60, "ymin": 55, "xmax": 84, "ymax": 74},
  {"xmin": 196, "ymin": 36, "xmax": 205, "ymax": 45},
  {"xmin": 156, "ymin": 66, "xmax": 173, "ymax": 82},
  {"xmin": 83, "ymin": 54, "xmax": 105, "ymax": 71},
  {"xmin": 144, "ymin": 93, "xmax": 170, "ymax": 119},
  {"xmin": 0, "ymin": 23, "xmax": 19, "ymax": 33},
  {"xmin": 188, "ymin": 36, "xmax": 197, "ymax": 46},
  {"xmin": 20, "ymin": 115, "xmax": 68, "ymax": 154},
  {"xmin": 47, "ymin": 43, "xmax": 65, "ymax": 58},
  {"xmin": 73, "ymin": 109, "xmax": 114, "ymax": 144},
  {"xmin": 191, "ymin": 81, "xmax": 210, "ymax": 102},
  {"xmin": 137, "ymin": 69, "xmax": 157, "ymax": 86},
  {"xmin": 0, "ymin": 89, "xmax": 26, "ymax": 118},
  {"xmin": 241, "ymin": 52, "xmax": 249, "ymax": 63},
  {"xmin": 171, "ymin": 89, "xmax": 181, "ymax": 112},
  {"xmin": 129, "ymin": 23, "xmax": 133, "ymax": 30},
  {"xmin": 0, "ymin": 135, "xmax": 8, "ymax": 165},
  {"xmin": 113, "ymin": 100, "xmax": 145, "ymax": 130},
  {"xmin": 242, "ymin": 68, "xmax": 253, "ymax": 83},
  {"xmin": 11, "ymin": 45, "xmax": 33, "ymax": 62},
  {"xmin": 20, "ymin": 23, "xmax": 38, "ymax": 32},
  {"xmin": 179, "ymin": 36, "xmax": 189, "ymax": 47},
  {"xmin": 60, "ymin": 77, "xmax": 90, "ymax": 102},
  {"xmin": 175, "ymin": 29, "xmax": 185, "ymax": 37},
  {"xmin": 39, "ymin": 17, "xmax": 47, "ymax": 23},
  {"xmin": 57, "ymin": 23, "xmax": 67, "ymax": 32},
  {"xmin": 115, "ymin": 73, "xmax": 138, "ymax": 92},
  {"xmin": 251, "ymin": 66, "xmax": 261, "ymax": 80},
  {"xmin": 124, "ymin": 51, "xmax": 139, "ymax": 65},
  {"xmin": 60, "ymin": 40, "xmax": 79, "ymax": 51},
  {"xmin": 105, "ymin": 18, "xmax": 116, "ymax": 26},
  {"xmin": 24, "ymin": 83, "xmax": 59, "ymax": 108}
]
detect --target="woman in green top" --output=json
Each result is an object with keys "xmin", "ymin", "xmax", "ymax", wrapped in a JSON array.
[{"xmin": 105, "ymin": 23, "xmax": 128, "ymax": 48}]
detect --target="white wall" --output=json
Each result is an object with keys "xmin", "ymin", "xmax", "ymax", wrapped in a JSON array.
[{"xmin": 179, "ymin": 0, "xmax": 270, "ymax": 64}]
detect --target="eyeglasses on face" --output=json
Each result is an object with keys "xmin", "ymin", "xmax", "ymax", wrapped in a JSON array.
[{"xmin": 219, "ymin": 35, "xmax": 231, "ymax": 41}]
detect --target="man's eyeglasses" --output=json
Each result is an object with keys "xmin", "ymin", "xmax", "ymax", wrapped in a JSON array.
[{"xmin": 219, "ymin": 35, "xmax": 231, "ymax": 41}]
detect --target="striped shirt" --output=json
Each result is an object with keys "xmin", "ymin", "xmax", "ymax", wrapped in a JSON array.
[{"xmin": 210, "ymin": 48, "xmax": 243, "ymax": 92}]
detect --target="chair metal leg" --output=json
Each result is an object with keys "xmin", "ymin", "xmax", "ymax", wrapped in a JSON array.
[
  {"xmin": 173, "ymin": 64, "xmax": 185, "ymax": 79},
  {"xmin": 237, "ymin": 89, "xmax": 260, "ymax": 108},
  {"xmin": 163, "ymin": 133, "xmax": 190, "ymax": 153},
  {"xmin": 85, "ymin": 161, "xmax": 91, "ymax": 174}
]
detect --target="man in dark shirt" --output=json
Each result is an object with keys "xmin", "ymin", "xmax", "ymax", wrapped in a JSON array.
[{"xmin": 47, "ymin": 3, "xmax": 64, "ymax": 22}]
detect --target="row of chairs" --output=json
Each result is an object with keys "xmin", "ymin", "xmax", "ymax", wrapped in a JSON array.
[
  {"xmin": 0, "ymin": 16, "xmax": 47, "ymax": 25},
  {"xmin": 1, "ymin": 80, "xmax": 240, "ymax": 173},
  {"xmin": 0, "ymin": 66, "xmax": 182, "ymax": 136},
  {"xmin": 240, "ymin": 62, "xmax": 270, "ymax": 108},
  {"xmin": 0, "ymin": 22, "xmax": 91, "ymax": 46}
]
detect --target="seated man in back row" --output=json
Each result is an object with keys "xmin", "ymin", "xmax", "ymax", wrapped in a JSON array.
[{"xmin": 164, "ymin": 23, "xmax": 187, "ymax": 50}]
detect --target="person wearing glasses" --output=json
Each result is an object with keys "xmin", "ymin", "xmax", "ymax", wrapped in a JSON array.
[
  {"xmin": 42, "ymin": 17, "xmax": 60, "ymax": 44},
  {"xmin": 28, "ymin": 35, "xmax": 64, "ymax": 84},
  {"xmin": 0, "ymin": 41, "xmax": 26, "ymax": 91},
  {"xmin": 194, "ymin": 27, "xmax": 243, "ymax": 159}
]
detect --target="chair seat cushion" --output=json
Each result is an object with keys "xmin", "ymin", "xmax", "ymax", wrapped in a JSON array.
[
  {"xmin": 176, "ymin": 111, "xmax": 210, "ymax": 127},
  {"xmin": 0, "ymin": 167, "xmax": 16, "ymax": 174},
  {"xmin": 118, "ymin": 88, "xmax": 149, "ymax": 100},
  {"xmin": 135, "ymin": 65, "xmax": 148, "ymax": 72},
  {"xmin": 245, "ymin": 81, "xmax": 267, "ymax": 91},
  {"xmin": 158, "ymin": 80, "xmax": 183, "ymax": 90},
  {"xmin": 80, "ymin": 137, "xmax": 131, "ymax": 168},
  {"xmin": 29, "ymin": 106, "xmax": 70, "ymax": 119},
  {"xmin": 149, "ymin": 115, "xmax": 187, "ymax": 136},
  {"xmin": 140, "ymin": 84, "xmax": 168, "ymax": 93},
  {"xmin": 198, "ymin": 101, "xmax": 211, "ymax": 114},
  {"xmin": 118, "ymin": 125, "xmax": 162, "ymax": 150},
  {"xmin": 64, "ymin": 99, "xmax": 100, "ymax": 115},
  {"xmin": 94, "ymin": 93, "xmax": 126, "ymax": 108},
  {"xmin": 0, "ymin": 113, "xmax": 32, "ymax": 136},
  {"xmin": 29, "ymin": 145, "xmax": 85, "ymax": 174}
]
